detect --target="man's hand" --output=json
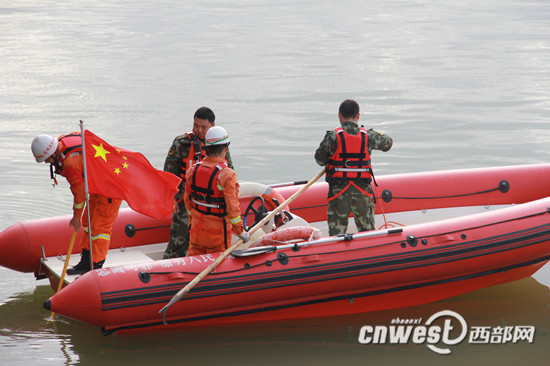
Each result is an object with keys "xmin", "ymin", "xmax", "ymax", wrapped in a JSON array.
[
  {"xmin": 238, "ymin": 232, "xmax": 250, "ymax": 243},
  {"xmin": 69, "ymin": 216, "xmax": 81, "ymax": 231}
]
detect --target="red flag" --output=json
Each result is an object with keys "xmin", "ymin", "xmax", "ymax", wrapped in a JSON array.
[{"xmin": 83, "ymin": 129, "xmax": 181, "ymax": 219}]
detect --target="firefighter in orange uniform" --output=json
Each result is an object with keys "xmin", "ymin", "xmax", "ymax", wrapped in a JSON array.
[
  {"xmin": 31, "ymin": 133, "xmax": 122, "ymax": 274},
  {"xmin": 184, "ymin": 126, "xmax": 249, "ymax": 255}
]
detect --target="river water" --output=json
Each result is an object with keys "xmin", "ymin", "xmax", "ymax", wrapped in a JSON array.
[{"xmin": 1, "ymin": 0, "xmax": 550, "ymax": 365}]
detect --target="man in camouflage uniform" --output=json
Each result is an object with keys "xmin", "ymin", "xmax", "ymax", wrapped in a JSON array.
[
  {"xmin": 315, "ymin": 99, "xmax": 393, "ymax": 236},
  {"xmin": 163, "ymin": 107, "xmax": 233, "ymax": 258}
]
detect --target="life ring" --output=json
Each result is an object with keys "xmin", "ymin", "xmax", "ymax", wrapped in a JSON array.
[
  {"xmin": 251, "ymin": 226, "xmax": 322, "ymax": 247},
  {"xmin": 239, "ymin": 182, "xmax": 286, "ymax": 211}
]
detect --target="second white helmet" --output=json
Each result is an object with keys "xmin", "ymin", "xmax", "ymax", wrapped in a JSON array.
[
  {"xmin": 205, "ymin": 126, "xmax": 230, "ymax": 146},
  {"xmin": 31, "ymin": 134, "xmax": 58, "ymax": 162}
]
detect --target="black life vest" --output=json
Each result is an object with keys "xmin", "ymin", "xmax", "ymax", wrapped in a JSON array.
[{"xmin": 189, "ymin": 162, "xmax": 228, "ymax": 217}]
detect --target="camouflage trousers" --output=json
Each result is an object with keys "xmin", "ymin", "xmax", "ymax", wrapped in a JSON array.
[
  {"xmin": 163, "ymin": 200, "xmax": 190, "ymax": 258},
  {"xmin": 327, "ymin": 183, "xmax": 375, "ymax": 236}
]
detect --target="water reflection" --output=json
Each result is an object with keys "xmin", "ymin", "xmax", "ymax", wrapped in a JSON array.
[
  {"xmin": 2, "ymin": 0, "xmax": 550, "ymax": 363},
  {"xmin": 1, "ymin": 276, "xmax": 548, "ymax": 365}
]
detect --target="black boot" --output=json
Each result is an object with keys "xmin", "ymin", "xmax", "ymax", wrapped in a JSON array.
[
  {"xmin": 93, "ymin": 260, "xmax": 105, "ymax": 270},
  {"xmin": 67, "ymin": 249, "xmax": 91, "ymax": 275}
]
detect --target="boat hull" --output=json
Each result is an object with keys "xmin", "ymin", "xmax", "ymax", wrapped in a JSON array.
[
  {"xmin": 0, "ymin": 209, "xmax": 171, "ymax": 274},
  {"xmin": 45, "ymin": 195, "xmax": 550, "ymax": 334},
  {"xmin": 4, "ymin": 163, "xmax": 550, "ymax": 333}
]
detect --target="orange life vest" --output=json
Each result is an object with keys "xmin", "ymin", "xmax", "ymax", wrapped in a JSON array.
[
  {"xmin": 52, "ymin": 132, "xmax": 82, "ymax": 177},
  {"xmin": 180, "ymin": 132, "xmax": 206, "ymax": 181},
  {"xmin": 326, "ymin": 127, "xmax": 372, "ymax": 183},
  {"xmin": 189, "ymin": 161, "xmax": 228, "ymax": 217}
]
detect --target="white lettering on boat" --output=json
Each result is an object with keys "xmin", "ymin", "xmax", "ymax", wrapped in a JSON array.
[{"xmin": 93, "ymin": 254, "xmax": 217, "ymax": 277}]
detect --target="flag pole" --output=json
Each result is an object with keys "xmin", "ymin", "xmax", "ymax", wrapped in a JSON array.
[{"xmin": 79, "ymin": 120, "xmax": 94, "ymax": 269}]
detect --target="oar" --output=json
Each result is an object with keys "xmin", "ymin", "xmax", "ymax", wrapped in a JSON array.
[
  {"xmin": 232, "ymin": 227, "xmax": 404, "ymax": 257},
  {"xmin": 268, "ymin": 180, "xmax": 308, "ymax": 188},
  {"xmin": 47, "ymin": 229, "xmax": 77, "ymax": 321},
  {"xmin": 158, "ymin": 168, "xmax": 326, "ymax": 323}
]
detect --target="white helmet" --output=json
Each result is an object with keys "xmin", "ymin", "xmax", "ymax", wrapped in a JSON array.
[
  {"xmin": 31, "ymin": 134, "xmax": 58, "ymax": 162},
  {"xmin": 205, "ymin": 126, "xmax": 230, "ymax": 146}
]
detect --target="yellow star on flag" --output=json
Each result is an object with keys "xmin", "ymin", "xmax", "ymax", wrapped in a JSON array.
[
  {"xmin": 114, "ymin": 167, "xmax": 121, "ymax": 175},
  {"xmin": 92, "ymin": 143, "xmax": 110, "ymax": 162}
]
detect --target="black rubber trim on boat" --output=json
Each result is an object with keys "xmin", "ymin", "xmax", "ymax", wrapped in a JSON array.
[
  {"xmin": 139, "ymin": 271, "xmax": 151, "ymax": 284},
  {"xmin": 277, "ymin": 253, "xmax": 289, "ymax": 265},
  {"xmin": 337, "ymin": 233, "xmax": 354, "ymax": 242},
  {"xmin": 499, "ymin": 180, "xmax": 510, "ymax": 193},
  {"xmin": 406, "ymin": 235, "xmax": 418, "ymax": 247},
  {"xmin": 382, "ymin": 189, "xmax": 392, "ymax": 203},
  {"xmin": 124, "ymin": 223, "xmax": 171, "ymax": 238},
  {"xmin": 125, "ymin": 224, "xmax": 136, "ymax": 238}
]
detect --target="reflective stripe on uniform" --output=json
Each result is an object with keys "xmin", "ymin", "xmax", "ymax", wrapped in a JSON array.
[
  {"xmin": 91, "ymin": 233, "xmax": 111, "ymax": 241},
  {"xmin": 191, "ymin": 198, "xmax": 222, "ymax": 209},
  {"xmin": 81, "ymin": 227, "xmax": 111, "ymax": 241},
  {"xmin": 334, "ymin": 168, "xmax": 369, "ymax": 173},
  {"xmin": 229, "ymin": 216, "xmax": 242, "ymax": 225}
]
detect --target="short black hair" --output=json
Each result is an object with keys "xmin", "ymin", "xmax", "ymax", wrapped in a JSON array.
[
  {"xmin": 206, "ymin": 144, "xmax": 227, "ymax": 156},
  {"xmin": 339, "ymin": 99, "xmax": 360, "ymax": 120},
  {"xmin": 194, "ymin": 106, "xmax": 215, "ymax": 123}
]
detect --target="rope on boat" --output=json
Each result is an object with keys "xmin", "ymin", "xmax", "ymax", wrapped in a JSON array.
[
  {"xmin": 278, "ymin": 181, "xmax": 510, "ymax": 213},
  {"xmin": 380, "ymin": 180, "xmax": 510, "ymax": 203}
]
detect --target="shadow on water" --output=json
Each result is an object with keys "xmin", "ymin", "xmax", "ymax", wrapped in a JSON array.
[{"xmin": 1, "ymin": 276, "xmax": 548, "ymax": 365}]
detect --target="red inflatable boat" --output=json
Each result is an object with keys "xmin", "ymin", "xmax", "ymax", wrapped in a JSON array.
[{"xmin": 2, "ymin": 164, "xmax": 550, "ymax": 334}]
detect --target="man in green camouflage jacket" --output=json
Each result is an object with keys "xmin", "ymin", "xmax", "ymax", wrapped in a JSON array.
[
  {"xmin": 163, "ymin": 107, "xmax": 233, "ymax": 258},
  {"xmin": 315, "ymin": 99, "xmax": 392, "ymax": 236}
]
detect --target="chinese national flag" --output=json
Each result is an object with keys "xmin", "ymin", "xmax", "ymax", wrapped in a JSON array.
[{"xmin": 83, "ymin": 129, "xmax": 181, "ymax": 219}]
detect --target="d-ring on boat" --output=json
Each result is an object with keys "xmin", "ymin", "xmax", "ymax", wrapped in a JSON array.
[{"xmin": 1, "ymin": 164, "xmax": 550, "ymax": 334}]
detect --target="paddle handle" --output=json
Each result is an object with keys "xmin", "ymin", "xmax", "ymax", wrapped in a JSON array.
[
  {"xmin": 268, "ymin": 180, "xmax": 308, "ymax": 188},
  {"xmin": 159, "ymin": 168, "xmax": 326, "ymax": 317},
  {"xmin": 55, "ymin": 230, "xmax": 78, "ymax": 292},
  {"xmin": 49, "ymin": 230, "xmax": 77, "ymax": 319}
]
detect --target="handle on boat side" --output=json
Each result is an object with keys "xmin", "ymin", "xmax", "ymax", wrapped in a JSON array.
[{"xmin": 232, "ymin": 226, "xmax": 404, "ymax": 257}]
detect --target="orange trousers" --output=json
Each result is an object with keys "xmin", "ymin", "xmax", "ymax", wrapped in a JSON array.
[
  {"xmin": 187, "ymin": 213, "xmax": 231, "ymax": 256},
  {"xmin": 80, "ymin": 194, "xmax": 122, "ymax": 263}
]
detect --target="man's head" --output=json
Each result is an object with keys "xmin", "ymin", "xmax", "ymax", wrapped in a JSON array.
[
  {"xmin": 338, "ymin": 99, "xmax": 360, "ymax": 123},
  {"xmin": 31, "ymin": 134, "xmax": 58, "ymax": 163},
  {"xmin": 193, "ymin": 106, "xmax": 215, "ymax": 140}
]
